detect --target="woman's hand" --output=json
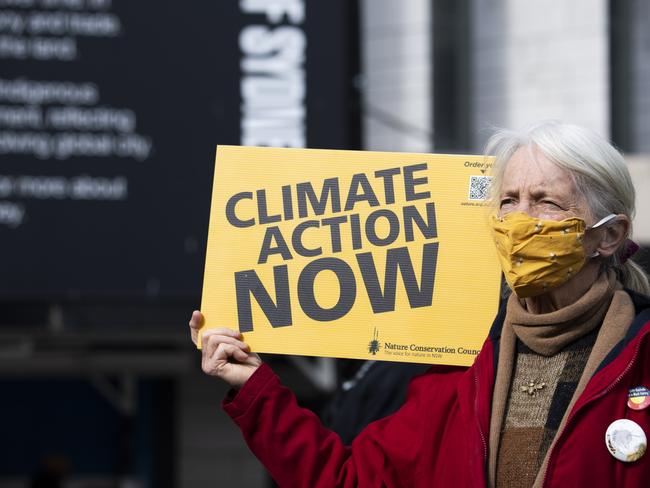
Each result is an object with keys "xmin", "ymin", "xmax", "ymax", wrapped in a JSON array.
[{"xmin": 189, "ymin": 310, "xmax": 262, "ymax": 389}]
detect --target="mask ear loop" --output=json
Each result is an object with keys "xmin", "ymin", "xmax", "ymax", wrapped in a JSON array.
[
  {"xmin": 588, "ymin": 213, "xmax": 617, "ymax": 230},
  {"xmin": 586, "ymin": 214, "xmax": 618, "ymax": 258}
]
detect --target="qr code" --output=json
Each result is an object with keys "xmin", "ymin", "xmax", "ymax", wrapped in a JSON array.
[{"xmin": 468, "ymin": 175, "xmax": 492, "ymax": 201}]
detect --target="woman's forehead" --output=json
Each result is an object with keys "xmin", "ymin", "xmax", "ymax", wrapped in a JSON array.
[{"xmin": 502, "ymin": 147, "xmax": 575, "ymax": 192}]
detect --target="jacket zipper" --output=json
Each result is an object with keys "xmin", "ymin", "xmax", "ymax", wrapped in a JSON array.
[{"xmin": 541, "ymin": 327, "xmax": 649, "ymax": 487}]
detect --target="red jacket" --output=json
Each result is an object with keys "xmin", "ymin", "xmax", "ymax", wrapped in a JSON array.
[{"xmin": 223, "ymin": 291, "xmax": 650, "ymax": 487}]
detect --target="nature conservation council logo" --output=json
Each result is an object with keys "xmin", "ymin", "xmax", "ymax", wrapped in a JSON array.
[{"xmin": 368, "ymin": 327, "xmax": 380, "ymax": 355}]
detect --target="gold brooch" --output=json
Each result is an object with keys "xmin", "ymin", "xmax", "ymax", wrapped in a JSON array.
[{"xmin": 521, "ymin": 380, "xmax": 546, "ymax": 396}]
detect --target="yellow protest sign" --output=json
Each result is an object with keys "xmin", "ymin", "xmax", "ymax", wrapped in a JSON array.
[{"xmin": 200, "ymin": 146, "xmax": 502, "ymax": 366}]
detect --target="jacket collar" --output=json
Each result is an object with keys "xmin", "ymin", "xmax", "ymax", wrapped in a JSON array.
[{"xmin": 594, "ymin": 288, "xmax": 650, "ymax": 373}]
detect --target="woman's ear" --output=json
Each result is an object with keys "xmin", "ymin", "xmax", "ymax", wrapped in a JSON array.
[{"xmin": 596, "ymin": 214, "xmax": 630, "ymax": 258}]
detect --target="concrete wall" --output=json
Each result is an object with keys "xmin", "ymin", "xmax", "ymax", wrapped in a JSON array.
[
  {"xmin": 627, "ymin": 157, "xmax": 650, "ymax": 244},
  {"xmin": 471, "ymin": 0, "xmax": 610, "ymax": 148},
  {"xmin": 629, "ymin": 0, "xmax": 650, "ymax": 153},
  {"xmin": 360, "ymin": 0, "xmax": 432, "ymax": 152}
]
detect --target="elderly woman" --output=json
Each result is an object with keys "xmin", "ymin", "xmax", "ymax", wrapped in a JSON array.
[{"xmin": 189, "ymin": 121, "xmax": 650, "ymax": 487}]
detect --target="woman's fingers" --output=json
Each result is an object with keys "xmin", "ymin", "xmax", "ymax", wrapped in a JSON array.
[
  {"xmin": 202, "ymin": 343, "xmax": 231, "ymax": 374},
  {"xmin": 188, "ymin": 310, "xmax": 203, "ymax": 345},
  {"xmin": 203, "ymin": 332, "xmax": 249, "ymax": 358},
  {"xmin": 202, "ymin": 343, "xmax": 249, "ymax": 376},
  {"xmin": 189, "ymin": 310, "xmax": 203, "ymax": 329},
  {"xmin": 201, "ymin": 327, "xmax": 242, "ymax": 339},
  {"xmin": 220, "ymin": 343, "xmax": 251, "ymax": 363}
]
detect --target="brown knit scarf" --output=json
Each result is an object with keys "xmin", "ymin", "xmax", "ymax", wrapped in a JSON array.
[
  {"xmin": 488, "ymin": 270, "xmax": 636, "ymax": 487},
  {"xmin": 509, "ymin": 272, "xmax": 615, "ymax": 357}
]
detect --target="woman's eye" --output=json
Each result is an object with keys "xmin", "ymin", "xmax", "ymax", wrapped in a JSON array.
[
  {"xmin": 542, "ymin": 200, "xmax": 562, "ymax": 209},
  {"xmin": 500, "ymin": 198, "xmax": 514, "ymax": 208}
]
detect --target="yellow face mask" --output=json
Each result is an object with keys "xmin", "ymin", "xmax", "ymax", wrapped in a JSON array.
[{"xmin": 489, "ymin": 212, "xmax": 616, "ymax": 298}]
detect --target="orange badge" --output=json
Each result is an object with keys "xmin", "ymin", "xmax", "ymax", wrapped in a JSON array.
[{"xmin": 627, "ymin": 386, "xmax": 650, "ymax": 411}]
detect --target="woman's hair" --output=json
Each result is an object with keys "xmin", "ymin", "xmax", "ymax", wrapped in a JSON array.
[{"xmin": 485, "ymin": 120, "xmax": 650, "ymax": 295}]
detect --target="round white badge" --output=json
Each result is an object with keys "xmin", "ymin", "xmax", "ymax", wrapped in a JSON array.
[{"xmin": 605, "ymin": 419, "xmax": 647, "ymax": 462}]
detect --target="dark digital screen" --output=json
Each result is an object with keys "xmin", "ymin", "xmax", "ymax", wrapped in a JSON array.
[{"xmin": 0, "ymin": 0, "xmax": 358, "ymax": 301}]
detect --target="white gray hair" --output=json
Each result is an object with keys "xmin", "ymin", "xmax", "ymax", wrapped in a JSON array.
[{"xmin": 485, "ymin": 120, "xmax": 650, "ymax": 295}]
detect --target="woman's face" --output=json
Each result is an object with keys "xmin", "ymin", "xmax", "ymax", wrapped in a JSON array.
[
  {"xmin": 498, "ymin": 147, "xmax": 593, "ymax": 223},
  {"xmin": 497, "ymin": 147, "xmax": 607, "ymax": 305}
]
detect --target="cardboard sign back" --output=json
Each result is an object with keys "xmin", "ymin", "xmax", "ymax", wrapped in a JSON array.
[{"xmin": 200, "ymin": 146, "xmax": 501, "ymax": 366}]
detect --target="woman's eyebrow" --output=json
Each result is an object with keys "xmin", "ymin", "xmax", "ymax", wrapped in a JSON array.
[{"xmin": 529, "ymin": 188, "xmax": 552, "ymax": 199}]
